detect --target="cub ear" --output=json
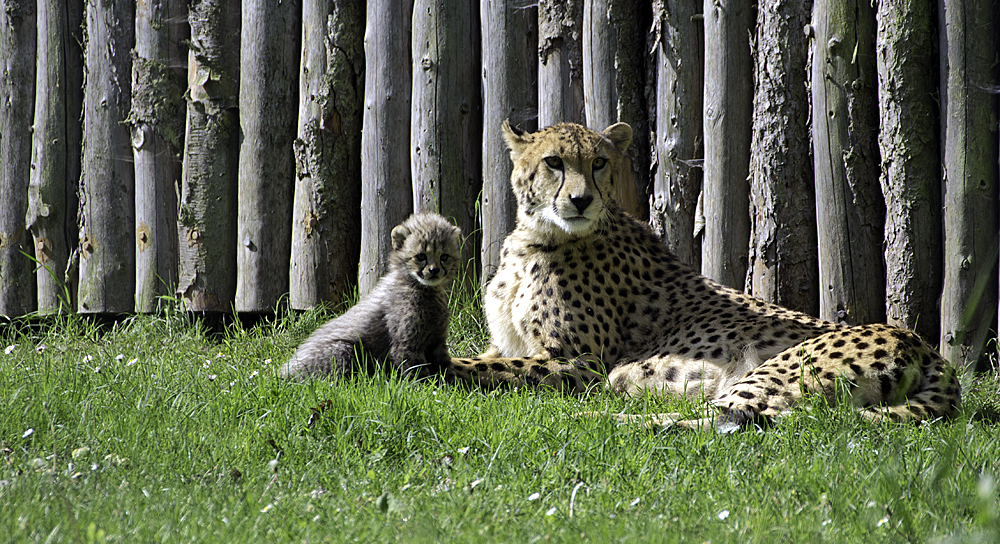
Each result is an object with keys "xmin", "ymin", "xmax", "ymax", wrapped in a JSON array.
[
  {"xmin": 501, "ymin": 119, "xmax": 533, "ymax": 162},
  {"xmin": 601, "ymin": 122, "xmax": 633, "ymax": 154},
  {"xmin": 390, "ymin": 224, "xmax": 410, "ymax": 252}
]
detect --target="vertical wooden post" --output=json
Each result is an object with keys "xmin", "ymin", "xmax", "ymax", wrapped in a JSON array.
[
  {"xmin": 28, "ymin": 0, "xmax": 83, "ymax": 314},
  {"xmin": 539, "ymin": 0, "xmax": 583, "ymax": 127},
  {"xmin": 0, "ymin": 0, "xmax": 36, "ymax": 317},
  {"xmin": 235, "ymin": 0, "xmax": 301, "ymax": 313},
  {"xmin": 701, "ymin": 0, "xmax": 753, "ymax": 290},
  {"xmin": 131, "ymin": 0, "xmax": 187, "ymax": 312},
  {"xmin": 78, "ymin": 0, "xmax": 135, "ymax": 314},
  {"xmin": 480, "ymin": 0, "xmax": 537, "ymax": 283},
  {"xmin": 178, "ymin": 0, "xmax": 240, "ymax": 312},
  {"xmin": 938, "ymin": 0, "xmax": 998, "ymax": 369},
  {"xmin": 810, "ymin": 0, "xmax": 885, "ymax": 325},
  {"xmin": 411, "ymin": 0, "xmax": 481, "ymax": 286},
  {"xmin": 747, "ymin": 0, "xmax": 818, "ymax": 316},
  {"xmin": 290, "ymin": 0, "xmax": 364, "ymax": 309},
  {"xmin": 875, "ymin": 0, "xmax": 941, "ymax": 341},
  {"xmin": 648, "ymin": 0, "xmax": 702, "ymax": 268},
  {"xmin": 359, "ymin": 0, "xmax": 414, "ymax": 296},
  {"xmin": 582, "ymin": 0, "xmax": 651, "ymax": 219}
]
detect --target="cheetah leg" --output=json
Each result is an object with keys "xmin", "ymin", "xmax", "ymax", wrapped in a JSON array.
[
  {"xmin": 573, "ymin": 410, "xmax": 723, "ymax": 432},
  {"xmin": 444, "ymin": 355, "xmax": 605, "ymax": 394},
  {"xmin": 861, "ymin": 357, "xmax": 962, "ymax": 423}
]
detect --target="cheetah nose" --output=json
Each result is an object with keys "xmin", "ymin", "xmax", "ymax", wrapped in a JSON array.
[{"xmin": 570, "ymin": 195, "xmax": 593, "ymax": 214}]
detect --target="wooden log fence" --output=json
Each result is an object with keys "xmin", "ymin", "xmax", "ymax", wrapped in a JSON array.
[{"xmin": 0, "ymin": 0, "xmax": 997, "ymax": 369}]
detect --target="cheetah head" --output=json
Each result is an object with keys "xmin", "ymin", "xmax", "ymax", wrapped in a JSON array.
[
  {"xmin": 501, "ymin": 121, "xmax": 632, "ymax": 239},
  {"xmin": 390, "ymin": 213, "xmax": 463, "ymax": 287}
]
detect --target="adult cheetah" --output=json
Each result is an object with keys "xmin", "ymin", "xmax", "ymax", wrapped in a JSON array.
[{"xmin": 443, "ymin": 121, "xmax": 960, "ymax": 431}]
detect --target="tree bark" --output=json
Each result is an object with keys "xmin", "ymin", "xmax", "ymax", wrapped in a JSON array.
[
  {"xmin": 178, "ymin": 0, "xmax": 240, "ymax": 312},
  {"xmin": 0, "ymin": 0, "xmax": 36, "ymax": 317},
  {"xmin": 131, "ymin": 0, "xmax": 186, "ymax": 312},
  {"xmin": 810, "ymin": 0, "xmax": 885, "ymax": 325},
  {"xmin": 747, "ymin": 0, "xmax": 818, "ymax": 316},
  {"xmin": 539, "ymin": 0, "xmax": 583, "ymax": 127},
  {"xmin": 701, "ymin": 0, "xmax": 752, "ymax": 289},
  {"xmin": 583, "ymin": 0, "xmax": 651, "ymax": 220},
  {"xmin": 290, "ymin": 0, "xmax": 363, "ymax": 309},
  {"xmin": 27, "ymin": 0, "xmax": 83, "ymax": 314},
  {"xmin": 938, "ymin": 0, "xmax": 998, "ymax": 369},
  {"xmin": 648, "ymin": 0, "xmax": 702, "ymax": 268},
  {"xmin": 359, "ymin": 0, "xmax": 413, "ymax": 296},
  {"xmin": 411, "ymin": 0, "xmax": 480, "ymax": 287},
  {"xmin": 235, "ymin": 0, "xmax": 301, "ymax": 313},
  {"xmin": 78, "ymin": 0, "xmax": 135, "ymax": 314},
  {"xmin": 875, "ymin": 0, "xmax": 941, "ymax": 342},
  {"xmin": 480, "ymin": 0, "xmax": 537, "ymax": 283}
]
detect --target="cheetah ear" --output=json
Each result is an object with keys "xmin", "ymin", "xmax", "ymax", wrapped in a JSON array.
[
  {"xmin": 390, "ymin": 224, "xmax": 410, "ymax": 252},
  {"xmin": 601, "ymin": 122, "xmax": 633, "ymax": 154},
  {"xmin": 501, "ymin": 119, "xmax": 532, "ymax": 162}
]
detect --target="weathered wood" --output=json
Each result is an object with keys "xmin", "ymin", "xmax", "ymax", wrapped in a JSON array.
[
  {"xmin": 539, "ymin": 0, "xmax": 583, "ymax": 127},
  {"xmin": 583, "ymin": 0, "xmax": 651, "ymax": 220},
  {"xmin": 0, "ymin": 0, "xmax": 36, "ymax": 317},
  {"xmin": 359, "ymin": 0, "xmax": 414, "ymax": 295},
  {"xmin": 701, "ymin": 0, "xmax": 751, "ymax": 289},
  {"xmin": 810, "ymin": 0, "xmax": 885, "ymax": 325},
  {"xmin": 177, "ymin": 0, "xmax": 240, "ymax": 312},
  {"xmin": 875, "ymin": 0, "xmax": 941, "ymax": 342},
  {"xmin": 235, "ymin": 0, "xmax": 301, "ymax": 312},
  {"xmin": 411, "ymin": 0, "xmax": 480, "ymax": 286},
  {"xmin": 648, "ymin": 0, "xmax": 702, "ymax": 268},
  {"xmin": 480, "ymin": 0, "xmax": 537, "ymax": 282},
  {"xmin": 78, "ymin": 0, "xmax": 135, "ymax": 314},
  {"xmin": 938, "ymin": 0, "xmax": 998, "ymax": 369},
  {"xmin": 27, "ymin": 0, "xmax": 83, "ymax": 314},
  {"xmin": 747, "ymin": 0, "xmax": 817, "ymax": 316},
  {"xmin": 290, "ymin": 0, "xmax": 363, "ymax": 309},
  {"xmin": 131, "ymin": 0, "xmax": 186, "ymax": 312}
]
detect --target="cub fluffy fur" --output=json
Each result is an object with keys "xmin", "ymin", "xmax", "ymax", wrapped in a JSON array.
[{"xmin": 279, "ymin": 213, "xmax": 462, "ymax": 380}]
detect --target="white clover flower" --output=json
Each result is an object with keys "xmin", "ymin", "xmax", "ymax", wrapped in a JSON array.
[
  {"xmin": 718, "ymin": 510, "xmax": 730, "ymax": 520},
  {"xmin": 546, "ymin": 507, "xmax": 557, "ymax": 516},
  {"xmin": 527, "ymin": 492, "xmax": 540, "ymax": 501}
]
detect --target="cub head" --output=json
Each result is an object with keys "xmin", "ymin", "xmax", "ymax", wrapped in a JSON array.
[
  {"xmin": 390, "ymin": 213, "xmax": 463, "ymax": 287},
  {"xmin": 501, "ymin": 121, "xmax": 632, "ymax": 239}
]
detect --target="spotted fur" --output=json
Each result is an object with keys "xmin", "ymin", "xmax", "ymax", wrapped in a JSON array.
[{"xmin": 441, "ymin": 122, "xmax": 960, "ymax": 431}]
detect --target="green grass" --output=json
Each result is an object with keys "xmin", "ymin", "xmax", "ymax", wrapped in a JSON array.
[{"xmin": 1, "ymin": 296, "xmax": 998, "ymax": 543}]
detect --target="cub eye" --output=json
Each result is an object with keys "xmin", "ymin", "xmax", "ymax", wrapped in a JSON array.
[
  {"xmin": 415, "ymin": 253, "xmax": 427, "ymax": 262},
  {"xmin": 544, "ymin": 156, "xmax": 563, "ymax": 169},
  {"xmin": 592, "ymin": 157, "xmax": 607, "ymax": 170},
  {"xmin": 440, "ymin": 254, "xmax": 451, "ymax": 263}
]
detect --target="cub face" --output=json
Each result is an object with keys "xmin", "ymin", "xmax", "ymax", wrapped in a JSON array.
[
  {"xmin": 390, "ymin": 213, "xmax": 463, "ymax": 287},
  {"xmin": 501, "ymin": 121, "xmax": 632, "ymax": 238}
]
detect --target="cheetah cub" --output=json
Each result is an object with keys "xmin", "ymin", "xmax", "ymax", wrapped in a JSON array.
[{"xmin": 279, "ymin": 213, "xmax": 462, "ymax": 380}]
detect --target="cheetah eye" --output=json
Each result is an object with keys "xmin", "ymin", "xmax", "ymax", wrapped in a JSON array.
[
  {"xmin": 415, "ymin": 253, "xmax": 427, "ymax": 262},
  {"xmin": 544, "ymin": 156, "xmax": 563, "ymax": 170},
  {"xmin": 592, "ymin": 157, "xmax": 607, "ymax": 170},
  {"xmin": 440, "ymin": 254, "xmax": 451, "ymax": 263}
]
